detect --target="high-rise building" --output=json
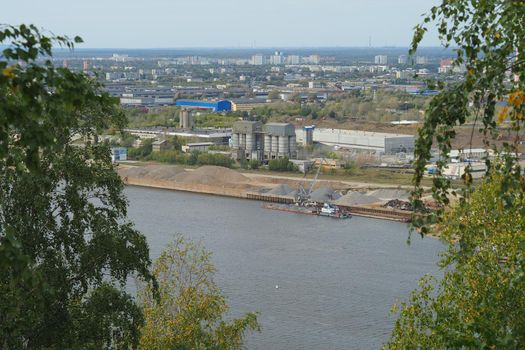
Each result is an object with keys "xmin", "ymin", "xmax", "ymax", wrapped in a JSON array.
[
  {"xmin": 82, "ymin": 60, "xmax": 90, "ymax": 72},
  {"xmin": 252, "ymin": 54, "xmax": 266, "ymax": 65},
  {"xmin": 287, "ymin": 55, "xmax": 301, "ymax": 65},
  {"xmin": 308, "ymin": 54, "xmax": 321, "ymax": 64},
  {"xmin": 374, "ymin": 55, "xmax": 388, "ymax": 65},
  {"xmin": 398, "ymin": 55, "xmax": 407, "ymax": 64},
  {"xmin": 415, "ymin": 56, "xmax": 428, "ymax": 65},
  {"xmin": 270, "ymin": 51, "xmax": 284, "ymax": 65}
]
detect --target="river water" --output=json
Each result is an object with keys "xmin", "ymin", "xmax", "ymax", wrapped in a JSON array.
[{"xmin": 125, "ymin": 186, "xmax": 443, "ymax": 350}]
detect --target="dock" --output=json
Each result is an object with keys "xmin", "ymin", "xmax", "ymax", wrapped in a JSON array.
[{"xmin": 124, "ymin": 176, "xmax": 413, "ymax": 223}]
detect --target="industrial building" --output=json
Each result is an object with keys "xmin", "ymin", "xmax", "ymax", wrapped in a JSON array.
[
  {"xmin": 231, "ymin": 121, "xmax": 297, "ymax": 162},
  {"xmin": 179, "ymin": 109, "xmax": 194, "ymax": 129},
  {"xmin": 175, "ymin": 99, "xmax": 232, "ymax": 112},
  {"xmin": 125, "ymin": 127, "xmax": 231, "ymax": 145},
  {"xmin": 302, "ymin": 125, "xmax": 315, "ymax": 146},
  {"xmin": 182, "ymin": 142, "xmax": 214, "ymax": 153},
  {"xmin": 231, "ymin": 121, "xmax": 264, "ymax": 161},
  {"xmin": 152, "ymin": 140, "xmax": 171, "ymax": 153},
  {"xmin": 110, "ymin": 147, "xmax": 127, "ymax": 162},
  {"xmin": 295, "ymin": 128, "xmax": 415, "ymax": 155},
  {"xmin": 263, "ymin": 123, "xmax": 297, "ymax": 160},
  {"xmin": 230, "ymin": 98, "xmax": 268, "ymax": 112}
]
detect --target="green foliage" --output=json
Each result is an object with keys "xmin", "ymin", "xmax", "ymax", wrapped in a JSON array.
[
  {"xmin": 385, "ymin": 174, "xmax": 525, "ymax": 349},
  {"xmin": 0, "ymin": 24, "xmax": 152, "ymax": 348},
  {"xmin": 343, "ymin": 160, "xmax": 357, "ymax": 175},
  {"xmin": 409, "ymin": 0, "xmax": 525, "ymax": 233},
  {"xmin": 128, "ymin": 139, "xmax": 154, "ymax": 159},
  {"xmin": 268, "ymin": 157, "xmax": 297, "ymax": 172},
  {"xmin": 145, "ymin": 150, "xmax": 234, "ymax": 168},
  {"xmin": 138, "ymin": 236, "xmax": 260, "ymax": 349},
  {"xmin": 126, "ymin": 107, "xmax": 179, "ymax": 128},
  {"xmin": 196, "ymin": 152, "xmax": 234, "ymax": 167},
  {"xmin": 120, "ymin": 132, "xmax": 138, "ymax": 148},
  {"xmin": 248, "ymin": 159, "xmax": 261, "ymax": 170},
  {"xmin": 208, "ymin": 144, "xmax": 231, "ymax": 151},
  {"xmin": 325, "ymin": 151, "xmax": 339, "ymax": 160},
  {"xmin": 250, "ymin": 91, "xmax": 428, "ymax": 123},
  {"xmin": 268, "ymin": 90, "xmax": 280, "ymax": 100},
  {"xmin": 194, "ymin": 113, "xmax": 239, "ymax": 128}
]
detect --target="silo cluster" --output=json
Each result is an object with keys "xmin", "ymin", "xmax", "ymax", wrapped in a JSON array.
[
  {"xmin": 231, "ymin": 121, "xmax": 297, "ymax": 162},
  {"xmin": 231, "ymin": 121, "xmax": 264, "ymax": 161},
  {"xmin": 179, "ymin": 109, "xmax": 194, "ymax": 129},
  {"xmin": 262, "ymin": 123, "xmax": 297, "ymax": 160}
]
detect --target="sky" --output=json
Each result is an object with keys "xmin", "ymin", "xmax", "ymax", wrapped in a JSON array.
[{"xmin": 3, "ymin": 0, "xmax": 441, "ymax": 48}]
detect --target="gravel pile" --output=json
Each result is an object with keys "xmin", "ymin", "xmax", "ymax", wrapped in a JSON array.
[
  {"xmin": 268, "ymin": 184, "xmax": 295, "ymax": 196},
  {"xmin": 173, "ymin": 166, "xmax": 250, "ymax": 185},
  {"xmin": 120, "ymin": 165, "xmax": 250, "ymax": 186},
  {"xmin": 334, "ymin": 191, "xmax": 381, "ymax": 206},
  {"xmin": 146, "ymin": 165, "xmax": 187, "ymax": 181},
  {"xmin": 309, "ymin": 186, "xmax": 336, "ymax": 203},
  {"xmin": 368, "ymin": 189, "xmax": 409, "ymax": 201},
  {"xmin": 119, "ymin": 166, "xmax": 152, "ymax": 178}
]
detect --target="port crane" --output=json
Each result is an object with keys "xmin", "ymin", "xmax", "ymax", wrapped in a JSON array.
[{"xmin": 295, "ymin": 157, "xmax": 325, "ymax": 206}]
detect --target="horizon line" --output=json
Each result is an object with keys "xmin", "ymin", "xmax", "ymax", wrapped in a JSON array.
[{"xmin": 53, "ymin": 45, "xmax": 448, "ymax": 50}]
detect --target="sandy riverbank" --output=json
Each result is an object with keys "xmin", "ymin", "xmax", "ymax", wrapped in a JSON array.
[{"xmin": 118, "ymin": 163, "xmax": 415, "ymax": 222}]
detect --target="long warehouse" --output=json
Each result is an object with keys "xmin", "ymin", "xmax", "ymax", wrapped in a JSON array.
[{"xmin": 296, "ymin": 128, "xmax": 415, "ymax": 154}]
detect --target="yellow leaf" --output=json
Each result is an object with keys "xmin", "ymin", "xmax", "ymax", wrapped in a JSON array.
[
  {"xmin": 1, "ymin": 65, "xmax": 15, "ymax": 79},
  {"xmin": 508, "ymin": 90, "xmax": 525, "ymax": 107},
  {"xmin": 497, "ymin": 107, "xmax": 509, "ymax": 124}
]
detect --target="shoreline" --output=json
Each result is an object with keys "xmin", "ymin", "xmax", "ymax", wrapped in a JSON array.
[{"xmin": 123, "ymin": 174, "xmax": 413, "ymax": 223}]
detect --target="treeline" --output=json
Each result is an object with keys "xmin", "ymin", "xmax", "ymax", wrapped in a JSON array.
[
  {"xmin": 268, "ymin": 157, "xmax": 298, "ymax": 172},
  {"xmin": 125, "ymin": 107, "xmax": 241, "ymax": 129},
  {"xmin": 251, "ymin": 90, "xmax": 429, "ymax": 123},
  {"xmin": 146, "ymin": 150, "xmax": 234, "ymax": 168}
]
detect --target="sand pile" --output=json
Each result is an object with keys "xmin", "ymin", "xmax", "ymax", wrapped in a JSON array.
[
  {"xmin": 309, "ymin": 186, "xmax": 335, "ymax": 203},
  {"xmin": 173, "ymin": 166, "xmax": 250, "ymax": 185},
  {"xmin": 268, "ymin": 184, "xmax": 295, "ymax": 196},
  {"xmin": 146, "ymin": 165, "xmax": 187, "ymax": 181},
  {"xmin": 368, "ymin": 188, "xmax": 409, "ymax": 201},
  {"xmin": 119, "ymin": 166, "xmax": 150, "ymax": 178},
  {"xmin": 120, "ymin": 165, "xmax": 251, "ymax": 187},
  {"xmin": 334, "ymin": 191, "xmax": 381, "ymax": 206}
]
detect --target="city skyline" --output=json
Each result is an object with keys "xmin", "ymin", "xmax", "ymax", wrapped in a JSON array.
[{"xmin": 4, "ymin": 0, "xmax": 441, "ymax": 48}]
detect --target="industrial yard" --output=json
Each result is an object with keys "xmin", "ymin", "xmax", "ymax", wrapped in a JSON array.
[{"xmin": 119, "ymin": 164, "xmax": 417, "ymax": 222}]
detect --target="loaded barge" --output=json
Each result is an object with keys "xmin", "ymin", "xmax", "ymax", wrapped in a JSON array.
[{"xmin": 262, "ymin": 203, "xmax": 351, "ymax": 219}]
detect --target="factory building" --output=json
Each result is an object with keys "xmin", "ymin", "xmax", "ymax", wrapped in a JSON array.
[
  {"xmin": 295, "ymin": 128, "xmax": 415, "ymax": 155},
  {"xmin": 231, "ymin": 121, "xmax": 297, "ymax": 161},
  {"xmin": 182, "ymin": 142, "xmax": 214, "ymax": 153},
  {"xmin": 110, "ymin": 147, "xmax": 127, "ymax": 162},
  {"xmin": 230, "ymin": 98, "xmax": 268, "ymax": 112},
  {"xmin": 263, "ymin": 123, "xmax": 297, "ymax": 160},
  {"xmin": 175, "ymin": 99, "xmax": 232, "ymax": 112},
  {"xmin": 231, "ymin": 121, "xmax": 264, "ymax": 161},
  {"xmin": 302, "ymin": 125, "xmax": 315, "ymax": 146},
  {"xmin": 179, "ymin": 109, "xmax": 194, "ymax": 129}
]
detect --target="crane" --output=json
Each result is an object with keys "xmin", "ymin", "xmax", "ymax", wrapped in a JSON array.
[{"xmin": 295, "ymin": 157, "xmax": 325, "ymax": 206}]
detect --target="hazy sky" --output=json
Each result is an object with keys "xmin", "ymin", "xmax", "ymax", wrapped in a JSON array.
[{"xmin": 4, "ymin": 0, "xmax": 441, "ymax": 48}]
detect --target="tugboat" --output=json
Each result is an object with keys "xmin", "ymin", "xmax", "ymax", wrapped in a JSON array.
[
  {"xmin": 262, "ymin": 157, "xmax": 351, "ymax": 219},
  {"xmin": 319, "ymin": 203, "xmax": 351, "ymax": 219}
]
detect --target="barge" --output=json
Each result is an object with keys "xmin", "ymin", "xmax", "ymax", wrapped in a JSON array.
[{"xmin": 262, "ymin": 203, "xmax": 351, "ymax": 219}]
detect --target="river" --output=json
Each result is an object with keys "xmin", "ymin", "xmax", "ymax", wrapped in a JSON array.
[{"xmin": 125, "ymin": 186, "xmax": 443, "ymax": 350}]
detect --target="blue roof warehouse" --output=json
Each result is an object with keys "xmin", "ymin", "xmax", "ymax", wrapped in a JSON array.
[{"xmin": 175, "ymin": 99, "xmax": 232, "ymax": 112}]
